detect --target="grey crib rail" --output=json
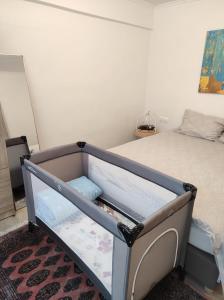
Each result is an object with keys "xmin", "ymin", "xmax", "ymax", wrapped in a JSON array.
[
  {"xmin": 22, "ymin": 158, "xmax": 126, "ymax": 241},
  {"xmin": 30, "ymin": 141, "xmax": 187, "ymax": 195},
  {"xmin": 22, "ymin": 141, "xmax": 196, "ymax": 246}
]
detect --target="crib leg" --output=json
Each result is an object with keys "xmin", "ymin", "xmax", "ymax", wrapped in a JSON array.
[
  {"xmin": 28, "ymin": 221, "xmax": 36, "ymax": 233},
  {"xmin": 178, "ymin": 266, "xmax": 186, "ymax": 281}
]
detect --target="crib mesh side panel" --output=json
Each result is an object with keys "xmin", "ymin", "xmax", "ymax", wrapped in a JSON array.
[
  {"xmin": 30, "ymin": 173, "xmax": 114, "ymax": 293},
  {"xmin": 86, "ymin": 154, "xmax": 177, "ymax": 221}
]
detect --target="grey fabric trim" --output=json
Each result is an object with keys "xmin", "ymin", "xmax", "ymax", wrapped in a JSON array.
[
  {"xmin": 140, "ymin": 192, "xmax": 192, "ymax": 237},
  {"xmin": 23, "ymin": 159, "xmax": 124, "ymax": 241},
  {"xmin": 84, "ymin": 144, "xmax": 185, "ymax": 195},
  {"xmin": 22, "ymin": 165, "xmax": 36, "ymax": 224},
  {"xmin": 31, "ymin": 142, "xmax": 81, "ymax": 164},
  {"xmin": 82, "ymin": 153, "xmax": 89, "ymax": 177},
  {"xmin": 178, "ymin": 199, "xmax": 195, "ymax": 268},
  {"xmin": 112, "ymin": 238, "xmax": 130, "ymax": 300}
]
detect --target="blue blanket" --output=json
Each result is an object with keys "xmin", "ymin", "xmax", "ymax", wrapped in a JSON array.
[{"xmin": 35, "ymin": 176, "xmax": 102, "ymax": 226}]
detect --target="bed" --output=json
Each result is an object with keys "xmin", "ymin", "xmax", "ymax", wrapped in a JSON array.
[
  {"xmin": 110, "ymin": 131, "xmax": 224, "ymax": 290},
  {"xmin": 22, "ymin": 142, "xmax": 195, "ymax": 300}
]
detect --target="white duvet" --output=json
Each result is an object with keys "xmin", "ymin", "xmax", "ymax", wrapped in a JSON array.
[{"xmin": 110, "ymin": 131, "xmax": 224, "ymax": 288}]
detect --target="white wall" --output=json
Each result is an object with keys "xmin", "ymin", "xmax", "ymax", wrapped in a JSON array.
[
  {"xmin": 31, "ymin": 0, "xmax": 153, "ymax": 29},
  {"xmin": 0, "ymin": 55, "xmax": 38, "ymax": 146},
  {"xmin": 146, "ymin": 0, "xmax": 224, "ymax": 130},
  {"xmin": 0, "ymin": 0, "xmax": 152, "ymax": 149}
]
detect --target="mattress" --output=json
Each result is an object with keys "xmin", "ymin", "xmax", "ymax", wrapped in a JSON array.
[
  {"xmin": 53, "ymin": 212, "xmax": 113, "ymax": 293},
  {"xmin": 189, "ymin": 220, "xmax": 213, "ymax": 255},
  {"xmin": 110, "ymin": 131, "xmax": 224, "ymax": 286}
]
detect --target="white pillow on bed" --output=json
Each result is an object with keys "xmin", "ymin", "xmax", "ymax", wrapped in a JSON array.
[{"xmin": 178, "ymin": 109, "xmax": 224, "ymax": 141}]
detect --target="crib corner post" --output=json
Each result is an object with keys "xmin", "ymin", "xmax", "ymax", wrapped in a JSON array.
[
  {"xmin": 177, "ymin": 265, "xmax": 186, "ymax": 281},
  {"xmin": 112, "ymin": 237, "xmax": 131, "ymax": 300},
  {"xmin": 117, "ymin": 223, "xmax": 144, "ymax": 247},
  {"xmin": 28, "ymin": 221, "xmax": 36, "ymax": 233},
  {"xmin": 183, "ymin": 183, "xmax": 197, "ymax": 201},
  {"xmin": 21, "ymin": 160, "xmax": 37, "ymax": 226},
  {"xmin": 77, "ymin": 141, "xmax": 86, "ymax": 149},
  {"xmin": 20, "ymin": 154, "xmax": 31, "ymax": 166},
  {"xmin": 178, "ymin": 185, "xmax": 196, "ymax": 275}
]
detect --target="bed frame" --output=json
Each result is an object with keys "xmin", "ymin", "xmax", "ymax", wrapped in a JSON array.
[
  {"xmin": 185, "ymin": 244, "xmax": 219, "ymax": 290},
  {"xmin": 22, "ymin": 141, "xmax": 196, "ymax": 300}
]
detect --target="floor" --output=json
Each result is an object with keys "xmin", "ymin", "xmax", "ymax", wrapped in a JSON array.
[
  {"xmin": 0, "ymin": 204, "xmax": 27, "ymax": 237},
  {"xmin": 0, "ymin": 205, "xmax": 223, "ymax": 299},
  {"xmin": 186, "ymin": 277, "xmax": 223, "ymax": 300}
]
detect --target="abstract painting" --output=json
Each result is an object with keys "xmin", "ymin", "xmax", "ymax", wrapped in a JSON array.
[{"xmin": 199, "ymin": 29, "xmax": 224, "ymax": 95}]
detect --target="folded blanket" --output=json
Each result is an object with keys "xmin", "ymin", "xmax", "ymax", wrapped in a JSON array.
[
  {"xmin": 36, "ymin": 188, "xmax": 77, "ymax": 226},
  {"xmin": 35, "ymin": 176, "xmax": 103, "ymax": 226}
]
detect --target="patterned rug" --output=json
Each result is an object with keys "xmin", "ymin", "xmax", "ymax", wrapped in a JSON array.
[{"xmin": 0, "ymin": 225, "xmax": 204, "ymax": 300}]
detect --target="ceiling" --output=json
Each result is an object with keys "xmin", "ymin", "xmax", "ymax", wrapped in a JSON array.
[{"xmin": 145, "ymin": 0, "xmax": 177, "ymax": 4}]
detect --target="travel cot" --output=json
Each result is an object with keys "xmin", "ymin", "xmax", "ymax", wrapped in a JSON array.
[{"xmin": 22, "ymin": 141, "xmax": 196, "ymax": 300}]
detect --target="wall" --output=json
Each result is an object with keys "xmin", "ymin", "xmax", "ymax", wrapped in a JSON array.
[
  {"xmin": 0, "ymin": 0, "xmax": 152, "ymax": 149},
  {"xmin": 0, "ymin": 55, "xmax": 38, "ymax": 146},
  {"xmin": 28, "ymin": 0, "xmax": 153, "ymax": 29},
  {"xmin": 146, "ymin": 0, "xmax": 224, "ymax": 130}
]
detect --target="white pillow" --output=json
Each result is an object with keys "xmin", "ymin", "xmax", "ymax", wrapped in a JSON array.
[{"xmin": 178, "ymin": 109, "xmax": 224, "ymax": 141}]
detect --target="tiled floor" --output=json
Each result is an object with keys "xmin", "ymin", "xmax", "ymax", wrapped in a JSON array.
[{"xmin": 0, "ymin": 206, "xmax": 28, "ymax": 237}]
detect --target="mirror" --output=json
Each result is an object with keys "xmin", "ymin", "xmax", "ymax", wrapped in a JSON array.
[{"xmin": 0, "ymin": 54, "xmax": 39, "ymax": 216}]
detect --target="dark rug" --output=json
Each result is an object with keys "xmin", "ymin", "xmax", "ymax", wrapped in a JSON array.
[{"xmin": 0, "ymin": 226, "xmax": 204, "ymax": 300}]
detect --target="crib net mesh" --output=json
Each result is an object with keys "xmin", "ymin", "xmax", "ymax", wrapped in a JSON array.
[{"xmin": 30, "ymin": 173, "xmax": 113, "ymax": 293}]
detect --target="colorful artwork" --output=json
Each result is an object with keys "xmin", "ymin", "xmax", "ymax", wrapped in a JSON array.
[{"xmin": 199, "ymin": 29, "xmax": 224, "ymax": 95}]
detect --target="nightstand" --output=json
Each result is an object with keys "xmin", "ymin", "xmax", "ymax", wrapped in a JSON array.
[{"xmin": 134, "ymin": 129, "xmax": 158, "ymax": 139}]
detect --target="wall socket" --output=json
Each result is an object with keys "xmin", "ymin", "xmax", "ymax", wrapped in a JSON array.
[{"xmin": 159, "ymin": 116, "xmax": 169, "ymax": 124}]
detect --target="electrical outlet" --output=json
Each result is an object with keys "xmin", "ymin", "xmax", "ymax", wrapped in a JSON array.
[{"xmin": 159, "ymin": 116, "xmax": 169, "ymax": 123}]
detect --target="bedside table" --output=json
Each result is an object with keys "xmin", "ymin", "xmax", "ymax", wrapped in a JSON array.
[{"xmin": 134, "ymin": 129, "xmax": 158, "ymax": 139}]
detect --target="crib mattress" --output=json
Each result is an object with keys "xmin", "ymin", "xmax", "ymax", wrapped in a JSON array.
[
  {"xmin": 41, "ymin": 211, "xmax": 113, "ymax": 292},
  {"xmin": 110, "ymin": 131, "xmax": 224, "ymax": 284}
]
